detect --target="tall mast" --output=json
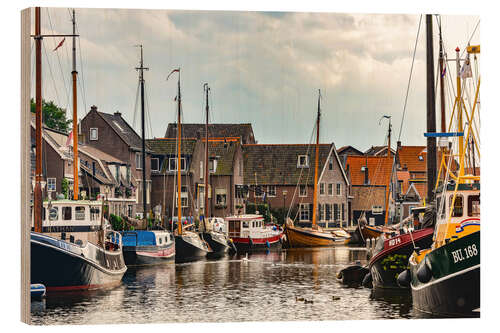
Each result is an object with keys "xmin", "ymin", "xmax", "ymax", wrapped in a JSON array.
[
  {"xmin": 176, "ymin": 70, "xmax": 182, "ymax": 235},
  {"xmin": 426, "ymin": 14, "xmax": 437, "ymax": 202},
  {"xmin": 438, "ymin": 19, "xmax": 446, "ymax": 133},
  {"xmin": 71, "ymin": 9, "xmax": 79, "ymax": 200},
  {"xmin": 312, "ymin": 90, "xmax": 321, "ymax": 227},
  {"xmin": 203, "ymin": 83, "xmax": 210, "ymax": 227},
  {"xmin": 34, "ymin": 7, "xmax": 43, "ymax": 233},
  {"xmin": 384, "ymin": 117, "xmax": 392, "ymax": 225},
  {"xmin": 455, "ymin": 46, "xmax": 465, "ymax": 178},
  {"xmin": 135, "ymin": 45, "xmax": 148, "ymax": 222}
]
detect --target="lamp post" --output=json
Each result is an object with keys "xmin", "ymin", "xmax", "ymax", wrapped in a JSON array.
[{"xmin": 282, "ymin": 190, "xmax": 287, "ymax": 225}]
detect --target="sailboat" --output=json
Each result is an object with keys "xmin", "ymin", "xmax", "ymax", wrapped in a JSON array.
[
  {"xmin": 168, "ymin": 69, "xmax": 212, "ymax": 262},
  {"xmin": 199, "ymin": 83, "xmax": 229, "ymax": 255},
  {"xmin": 30, "ymin": 8, "xmax": 127, "ymax": 292},
  {"xmin": 397, "ymin": 16, "xmax": 480, "ymax": 317},
  {"xmin": 120, "ymin": 46, "xmax": 175, "ymax": 266},
  {"xmin": 284, "ymin": 90, "xmax": 345, "ymax": 247}
]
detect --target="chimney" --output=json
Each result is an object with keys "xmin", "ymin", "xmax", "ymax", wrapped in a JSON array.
[
  {"xmin": 114, "ymin": 110, "xmax": 121, "ymax": 117},
  {"xmin": 364, "ymin": 166, "xmax": 369, "ymax": 185},
  {"xmin": 90, "ymin": 105, "xmax": 97, "ymax": 112}
]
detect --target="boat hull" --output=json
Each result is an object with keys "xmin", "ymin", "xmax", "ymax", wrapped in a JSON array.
[
  {"xmin": 284, "ymin": 226, "xmax": 338, "ymax": 248},
  {"xmin": 410, "ymin": 231, "xmax": 480, "ymax": 317},
  {"xmin": 30, "ymin": 233, "xmax": 126, "ymax": 292},
  {"xmin": 202, "ymin": 232, "xmax": 229, "ymax": 255},
  {"xmin": 231, "ymin": 233, "xmax": 282, "ymax": 252},
  {"xmin": 123, "ymin": 242, "xmax": 175, "ymax": 266},
  {"xmin": 369, "ymin": 228, "xmax": 434, "ymax": 289},
  {"xmin": 174, "ymin": 233, "xmax": 210, "ymax": 263}
]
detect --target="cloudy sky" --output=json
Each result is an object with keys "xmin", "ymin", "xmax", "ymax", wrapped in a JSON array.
[{"xmin": 32, "ymin": 8, "xmax": 479, "ymax": 151}]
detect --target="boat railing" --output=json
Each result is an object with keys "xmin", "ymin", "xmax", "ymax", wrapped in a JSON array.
[{"xmin": 106, "ymin": 230, "xmax": 123, "ymax": 252}]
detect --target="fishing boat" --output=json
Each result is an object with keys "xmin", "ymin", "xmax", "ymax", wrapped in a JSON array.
[
  {"xmin": 119, "ymin": 46, "xmax": 175, "ymax": 266},
  {"xmin": 199, "ymin": 83, "xmax": 229, "ymax": 255},
  {"xmin": 168, "ymin": 68, "xmax": 212, "ymax": 262},
  {"xmin": 284, "ymin": 90, "xmax": 347, "ymax": 247},
  {"xmin": 226, "ymin": 214, "xmax": 284, "ymax": 252},
  {"xmin": 398, "ymin": 17, "xmax": 480, "ymax": 317},
  {"xmin": 30, "ymin": 8, "xmax": 126, "ymax": 292}
]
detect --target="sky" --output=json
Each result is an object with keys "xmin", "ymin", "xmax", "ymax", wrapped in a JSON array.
[{"xmin": 31, "ymin": 8, "xmax": 479, "ymax": 152}]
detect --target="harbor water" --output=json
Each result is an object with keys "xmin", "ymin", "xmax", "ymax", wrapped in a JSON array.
[{"xmin": 31, "ymin": 246, "xmax": 426, "ymax": 325}]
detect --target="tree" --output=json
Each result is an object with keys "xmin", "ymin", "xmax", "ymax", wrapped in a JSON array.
[{"xmin": 31, "ymin": 98, "xmax": 71, "ymax": 133}]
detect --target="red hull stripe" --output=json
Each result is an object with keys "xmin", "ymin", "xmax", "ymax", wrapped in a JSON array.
[{"xmin": 232, "ymin": 234, "xmax": 282, "ymax": 245}]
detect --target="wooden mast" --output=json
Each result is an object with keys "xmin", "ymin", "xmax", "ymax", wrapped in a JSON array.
[
  {"xmin": 71, "ymin": 9, "xmax": 79, "ymax": 200},
  {"xmin": 384, "ymin": 117, "xmax": 392, "ymax": 225},
  {"xmin": 425, "ymin": 14, "xmax": 437, "ymax": 202},
  {"xmin": 34, "ymin": 7, "xmax": 43, "ymax": 233},
  {"xmin": 203, "ymin": 83, "xmax": 210, "ymax": 229},
  {"xmin": 135, "ymin": 45, "xmax": 148, "ymax": 223},
  {"xmin": 312, "ymin": 90, "xmax": 321, "ymax": 227},
  {"xmin": 176, "ymin": 70, "xmax": 182, "ymax": 235}
]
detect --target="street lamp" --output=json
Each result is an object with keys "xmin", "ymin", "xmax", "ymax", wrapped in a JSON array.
[{"xmin": 282, "ymin": 190, "xmax": 287, "ymax": 225}]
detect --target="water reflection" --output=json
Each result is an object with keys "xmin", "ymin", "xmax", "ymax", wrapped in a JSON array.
[{"xmin": 31, "ymin": 246, "xmax": 420, "ymax": 325}]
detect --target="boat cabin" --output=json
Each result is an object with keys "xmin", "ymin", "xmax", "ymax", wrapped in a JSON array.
[{"xmin": 226, "ymin": 214, "xmax": 279, "ymax": 239}]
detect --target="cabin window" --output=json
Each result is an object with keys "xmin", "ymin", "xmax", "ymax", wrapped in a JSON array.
[
  {"xmin": 319, "ymin": 183, "xmax": 325, "ymax": 196},
  {"xmin": 75, "ymin": 206, "xmax": 86, "ymax": 220},
  {"xmin": 450, "ymin": 195, "xmax": 464, "ymax": 217},
  {"xmin": 90, "ymin": 128, "xmax": 98, "ymax": 141},
  {"xmin": 136, "ymin": 153, "xmax": 143, "ymax": 170},
  {"xmin": 90, "ymin": 207, "xmax": 100, "ymax": 220},
  {"xmin": 297, "ymin": 155, "xmax": 309, "ymax": 168},
  {"xmin": 158, "ymin": 237, "xmax": 162, "ymax": 245},
  {"xmin": 42, "ymin": 208, "xmax": 46, "ymax": 221},
  {"xmin": 49, "ymin": 207, "xmax": 58, "ymax": 221},
  {"xmin": 47, "ymin": 178, "xmax": 56, "ymax": 192},
  {"xmin": 299, "ymin": 203, "xmax": 310, "ymax": 221},
  {"xmin": 299, "ymin": 185, "xmax": 307, "ymax": 197},
  {"xmin": 242, "ymin": 221, "xmax": 249, "ymax": 228},
  {"xmin": 151, "ymin": 158, "xmax": 159, "ymax": 172},
  {"xmin": 328, "ymin": 183, "xmax": 333, "ymax": 196},
  {"xmin": 62, "ymin": 207, "xmax": 72, "ymax": 220},
  {"xmin": 336, "ymin": 183, "xmax": 342, "ymax": 196},
  {"xmin": 267, "ymin": 185, "xmax": 276, "ymax": 197},
  {"xmin": 468, "ymin": 195, "xmax": 480, "ymax": 217}
]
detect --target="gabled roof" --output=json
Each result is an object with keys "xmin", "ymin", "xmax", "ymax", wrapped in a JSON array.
[
  {"xmin": 165, "ymin": 123, "xmax": 255, "ymax": 144},
  {"xmin": 346, "ymin": 155, "xmax": 393, "ymax": 186},
  {"xmin": 365, "ymin": 145, "xmax": 395, "ymax": 156},
  {"xmin": 397, "ymin": 145, "xmax": 426, "ymax": 172},
  {"xmin": 93, "ymin": 108, "xmax": 150, "ymax": 152},
  {"xmin": 242, "ymin": 144, "xmax": 334, "ymax": 185},
  {"xmin": 337, "ymin": 145, "xmax": 363, "ymax": 156},
  {"xmin": 146, "ymin": 138, "xmax": 197, "ymax": 156},
  {"xmin": 205, "ymin": 139, "xmax": 240, "ymax": 176}
]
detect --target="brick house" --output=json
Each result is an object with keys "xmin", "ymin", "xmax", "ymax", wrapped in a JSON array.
[
  {"xmin": 80, "ymin": 106, "xmax": 152, "ymax": 216},
  {"xmin": 345, "ymin": 155, "xmax": 395, "ymax": 226},
  {"xmin": 243, "ymin": 143, "xmax": 350, "ymax": 228},
  {"xmin": 147, "ymin": 136, "xmax": 244, "ymax": 220},
  {"xmin": 164, "ymin": 123, "xmax": 256, "ymax": 144}
]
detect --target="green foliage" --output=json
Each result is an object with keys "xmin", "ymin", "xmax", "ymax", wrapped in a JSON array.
[
  {"xmin": 109, "ymin": 214, "xmax": 124, "ymax": 231},
  {"xmin": 61, "ymin": 178, "xmax": 69, "ymax": 199},
  {"xmin": 245, "ymin": 203, "xmax": 273, "ymax": 223},
  {"xmin": 31, "ymin": 98, "xmax": 71, "ymax": 133},
  {"xmin": 269, "ymin": 207, "xmax": 297, "ymax": 226}
]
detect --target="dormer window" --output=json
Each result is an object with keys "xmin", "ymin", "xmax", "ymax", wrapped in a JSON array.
[
  {"xmin": 297, "ymin": 155, "xmax": 309, "ymax": 168},
  {"xmin": 90, "ymin": 128, "xmax": 98, "ymax": 141},
  {"xmin": 169, "ymin": 157, "xmax": 186, "ymax": 171}
]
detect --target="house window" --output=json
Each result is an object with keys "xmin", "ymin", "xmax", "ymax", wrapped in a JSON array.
[
  {"xmin": 126, "ymin": 167, "xmax": 131, "ymax": 183},
  {"xmin": 450, "ymin": 195, "xmax": 464, "ymax": 217},
  {"xmin": 175, "ymin": 186, "xmax": 188, "ymax": 208},
  {"xmin": 235, "ymin": 185, "xmax": 246, "ymax": 199},
  {"xmin": 468, "ymin": 195, "xmax": 480, "ymax": 217},
  {"xmin": 47, "ymin": 178, "xmax": 56, "ymax": 192},
  {"xmin": 342, "ymin": 203, "xmax": 345, "ymax": 221},
  {"xmin": 319, "ymin": 183, "xmax": 325, "ymax": 196},
  {"xmin": 336, "ymin": 183, "xmax": 342, "ymax": 196},
  {"xmin": 299, "ymin": 203, "xmax": 310, "ymax": 221},
  {"xmin": 169, "ymin": 158, "xmax": 186, "ymax": 171},
  {"xmin": 90, "ymin": 128, "xmax": 98, "ymax": 141},
  {"xmin": 268, "ymin": 185, "xmax": 276, "ymax": 197},
  {"xmin": 210, "ymin": 159, "xmax": 218, "ymax": 173},
  {"xmin": 328, "ymin": 183, "xmax": 333, "ymax": 196},
  {"xmin": 328, "ymin": 156, "xmax": 334, "ymax": 170},
  {"xmin": 136, "ymin": 153, "xmax": 143, "ymax": 170},
  {"xmin": 215, "ymin": 188, "xmax": 227, "ymax": 207},
  {"xmin": 254, "ymin": 185, "xmax": 263, "ymax": 198},
  {"xmin": 200, "ymin": 161, "xmax": 203, "ymax": 179},
  {"xmin": 297, "ymin": 155, "xmax": 309, "ymax": 168},
  {"xmin": 151, "ymin": 158, "xmax": 159, "ymax": 172},
  {"xmin": 325, "ymin": 204, "xmax": 332, "ymax": 221},
  {"xmin": 333, "ymin": 204, "xmax": 339, "ymax": 221},
  {"xmin": 299, "ymin": 185, "xmax": 307, "ymax": 197},
  {"xmin": 318, "ymin": 204, "xmax": 324, "ymax": 221}
]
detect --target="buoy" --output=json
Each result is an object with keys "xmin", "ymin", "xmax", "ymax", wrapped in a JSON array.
[
  {"xmin": 397, "ymin": 269, "xmax": 411, "ymax": 288},
  {"xmin": 266, "ymin": 240, "xmax": 270, "ymax": 248},
  {"xmin": 417, "ymin": 261, "xmax": 432, "ymax": 283},
  {"xmin": 362, "ymin": 272, "xmax": 373, "ymax": 288}
]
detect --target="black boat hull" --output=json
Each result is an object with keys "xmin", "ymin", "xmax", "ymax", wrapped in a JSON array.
[
  {"xmin": 202, "ymin": 232, "xmax": 229, "ymax": 255},
  {"xmin": 174, "ymin": 234, "xmax": 210, "ymax": 263},
  {"xmin": 31, "ymin": 233, "xmax": 126, "ymax": 292},
  {"xmin": 123, "ymin": 242, "xmax": 175, "ymax": 266},
  {"xmin": 410, "ymin": 231, "xmax": 480, "ymax": 317},
  {"xmin": 369, "ymin": 228, "xmax": 434, "ymax": 289}
]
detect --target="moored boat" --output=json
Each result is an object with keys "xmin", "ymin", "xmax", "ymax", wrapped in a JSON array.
[
  {"xmin": 226, "ymin": 214, "xmax": 283, "ymax": 252},
  {"xmin": 121, "ymin": 230, "xmax": 175, "ymax": 266}
]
